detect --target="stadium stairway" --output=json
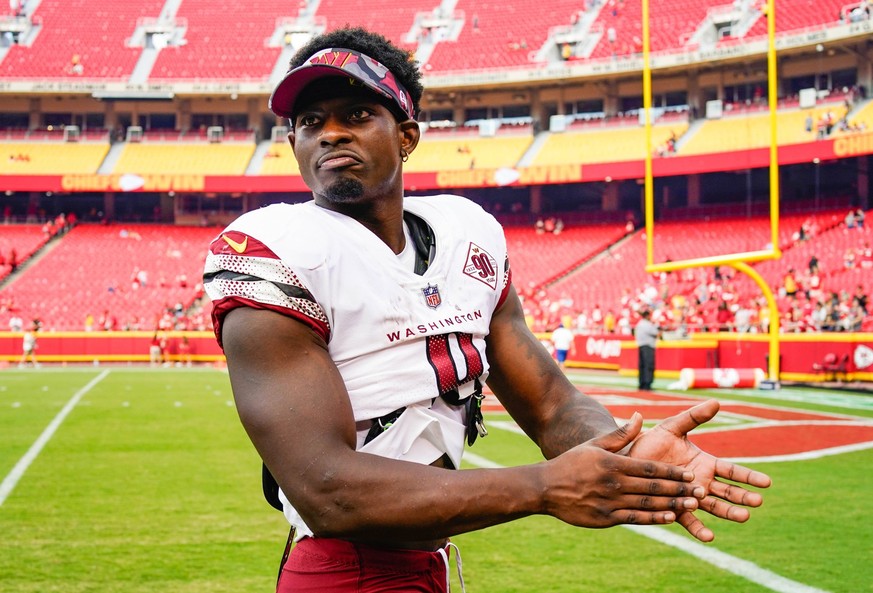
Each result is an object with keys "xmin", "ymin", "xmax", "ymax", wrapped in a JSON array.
[
  {"xmin": 544, "ymin": 229, "xmax": 637, "ymax": 289},
  {"xmin": 516, "ymin": 131, "xmax": 552, "ymax": 168},
  {"xmin": 0, "ymin": 227, "xmax": 65, "ymax": 291},
  {"xmin": 129, "ymin": 46, "xmax": 160, "ymax": 85},
  {"xmin": 671, "ymin": 118, "xmax": 705, "ymax": 153},
  {"xmin": 246, "ymin": 141, "xmax": 274, "ymax": 175},
  {"xmin": 98, "ymin": 143, "xmax": 126, "ymax": 175}
]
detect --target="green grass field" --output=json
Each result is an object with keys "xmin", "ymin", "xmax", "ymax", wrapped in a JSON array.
[{"xmin": 1, "ymin": 367, "xmax": 871, "ymax": 592}]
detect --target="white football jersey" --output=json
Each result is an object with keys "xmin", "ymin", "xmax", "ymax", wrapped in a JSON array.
[{"xmin": 204, "ymin": 194, "xmax": 511, "ymax": 422}]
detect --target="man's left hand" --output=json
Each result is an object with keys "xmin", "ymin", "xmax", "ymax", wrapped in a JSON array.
[{"xmin": 627, "ymin": 399, "xmax": 772, "ymax": 542}]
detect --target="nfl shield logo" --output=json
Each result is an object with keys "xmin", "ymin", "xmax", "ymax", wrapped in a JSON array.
[{"xmin": 422, "ymin": 284, "xmax": 442, "ymax": 309}]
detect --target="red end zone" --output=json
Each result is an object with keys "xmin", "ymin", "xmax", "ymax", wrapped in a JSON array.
[{"xmin": 482, "ymin": 388, "xmax": 873, "ymax": 460}]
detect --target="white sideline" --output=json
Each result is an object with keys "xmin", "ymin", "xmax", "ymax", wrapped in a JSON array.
[
  {"xmin": 462, "ymin": 450, "xmax": 832, "ymax": 593},
  {"xmin": 0, "ymin": 369, "xmax": 110, "ymax": 508}
]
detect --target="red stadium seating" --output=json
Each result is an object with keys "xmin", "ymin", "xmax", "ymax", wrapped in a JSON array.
[
  {"xmin": 0, "ymin": 224, "xmax": 218, "ymax": 331},
  {"xmin": 314, "ymin": 0, "xmax": 431, "ymax": 52},
  {"xmin": 0, "ymin": 0, "xmax": 165, "ymax": 80},
  {"xmin": 743, "ymin": 0, "xmax": 848, "ymax": 39},
  {"xmin": 426, "ymin": 0, "xmax": 581, "ymax": 72},
  {"xmin": 504, "ymin": 223, "xmax": 629, "ymax": 290},
  {"xmin": 0, "ymin": 224, "xmax": 51, "ymax": 283},
  {"xmin": 149, "ymin": 0, "xmax": 282, "ymax": 80}
]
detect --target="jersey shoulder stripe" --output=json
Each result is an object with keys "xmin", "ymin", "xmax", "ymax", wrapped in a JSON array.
[{"xmin": 204, "ymin": 228, "xmax": 330, "ymax": 347}]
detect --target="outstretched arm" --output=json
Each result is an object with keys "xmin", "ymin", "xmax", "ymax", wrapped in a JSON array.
[
  {"xmin": 484, "ymin": 288, "xmax": 769, "ymax": 542},
  {"xmin": 628, "ymin": 399, "xmax": 772, "ymax": 542},
  {"xmin": 221, "ymin": 305, "xmax": 703, "ymax": 545}
]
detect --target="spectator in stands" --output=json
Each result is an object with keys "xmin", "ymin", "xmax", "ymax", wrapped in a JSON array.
[
  {"xmin": 204, "ymin": 26, "xmax": 770, "ymax": 591},
  {"xmin": 846, "ymin": 302, "xmax": 866, "ymax": 332},
  {"xmin": 716, "ymin": 300, "xmax": 734, "ymax": 330},
  {"xmin": 854, "ymin": 208, "xmax": 865, "ymax": 228},
  {"xmin": 8, "ymin": 312, "xmax": 23, "ymax": 332},
  {"xmin": 734, "ymin": 300, "xmax": 756, "ymax": 333},
  {"xmin": 69, "ymin": 54, "xmax": 84, "ymax": 76},
  {"xmin": 860, "ymin": 242, "xmax": 873, "ymax": 269},
  {"xmin": 808, "ymin": 254, "xmax": 820, "ymax": 275},
  {"xmin": 845, "ymin": 209, "xmax": 857, "ymax": 229},
  {"xmin": 99, "ymin": 309, "xmax": 117, "ymax": 331},
  {"xmin": 853, "ymin": 284, "xmax": 869, "ymax": 313},
  {"xmin": 844, "ymin": 248, "xmax": 857, "ymax": 269},
  {"xmin": 812, "ymin": 300, "xmax": 829, "ymax": 331},
  {"xmin": 84, "ymin": 313, "xmax": 94, "ymax": 332},
  {"xmin": 782, "ymin": 268, "xmax": 798, "ymax": 299},
  {"xmin": 634, "ymin": 309, "xmax": 660, "ymax": 390}
]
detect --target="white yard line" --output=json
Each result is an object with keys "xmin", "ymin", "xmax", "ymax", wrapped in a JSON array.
[
  {"xmin": 623, "ymin": 525, "xmax": 832, "ymax": 593},
  {"xmin": 462, "ymin": 450, "xmax": 832, "ymax": 593},
  {"xmin": 0, "ymin": 369, "xmax": 110, "ymax": 508}
]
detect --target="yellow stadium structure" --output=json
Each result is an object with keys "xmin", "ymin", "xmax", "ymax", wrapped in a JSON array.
[
  {"xmin": 405, "ymin": 133, "xmax": 533, "ymax": 172},
  {"xmin": 0, "ymin": 142, "xmax": 110, "ymax": 175},
  {"xmin": 530, "ymin": 123, "xmax": 688, "ymax": 166},
  {"xmin": 259, "ymin": 142, "xmax": 301, "ymax": 175},
  {"xmin": 680, "ymin": 104, "xmax": 849, "ymax": 155},
  {"xmin": 113, "ymin": 143, "xmax": 255, "ymax": 176},
  {"xmin": 832, "ymin": 101, "xmax": 873, "ymax": 136}
]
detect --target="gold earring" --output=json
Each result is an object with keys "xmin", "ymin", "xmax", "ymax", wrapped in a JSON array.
[{"xmin": 401, "ymin": 149, "xmax": 409, "ymax": 162}]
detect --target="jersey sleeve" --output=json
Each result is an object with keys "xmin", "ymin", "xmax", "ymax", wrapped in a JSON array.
[{"xmin": 203, "ymin": 229, "xmax": 330, "ymax": 348}]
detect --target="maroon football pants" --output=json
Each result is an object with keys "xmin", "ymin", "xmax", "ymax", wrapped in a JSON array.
[{"xmin": 277, "ymin": 536, "xmax": 452, "ymax": 593}]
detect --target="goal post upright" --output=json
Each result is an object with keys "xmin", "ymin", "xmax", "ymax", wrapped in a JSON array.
[{"xmin": 639, "ymin": 0, "xmax": 783, "ymax": 381}]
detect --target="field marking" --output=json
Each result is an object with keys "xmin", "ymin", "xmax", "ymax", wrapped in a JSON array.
[
  {"xmin": 463, "ymin": 451, "xmax": 831, "ymax": 593},
  {"xmin": 564, "ymin": 370, "xmax": 873, "ymax": 412},
  {"xmin": 0, "ymin": 369, "xmax": 110, "ymax": 508},
  {"xmin": 623, "ymin": 525, "xmax": 832, "ymax": 593}
]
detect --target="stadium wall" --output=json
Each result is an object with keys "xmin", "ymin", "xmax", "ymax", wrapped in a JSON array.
[
  {"xmin": 2, "ymin": 331, "xmax": 872, "ymax": 383},
  {"xmin": 2, "ymin": 132, "xmax": 871, "ymax": 193},
  {"xmin": 566, "ymin": 332, "xmax": 873, "ymax": 382},
  {"xmin": 0, "ymin": 331, "xmax": 222, "ymax": 364}
]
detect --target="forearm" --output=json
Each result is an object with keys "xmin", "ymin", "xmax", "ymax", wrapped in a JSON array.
[
  {"xmin": 484, "ymin": 313, "xmax": 618, "ymax": 458},
  {"xmin": 534, "ymin": 391, "xmax": 619, "ymax": 459},
  {"xmin": 251, "ymin": 427, "xmax": 546, "ymax": 542}
]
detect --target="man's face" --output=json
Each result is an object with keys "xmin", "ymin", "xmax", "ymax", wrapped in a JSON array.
[{"xmin": 288, "ymin": 85, "xmax": 416, "ymax": 209}]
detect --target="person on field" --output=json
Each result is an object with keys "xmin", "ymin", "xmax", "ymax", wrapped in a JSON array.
[
  {"xmin": 18, "ymin": 319, "xmax": 40, "ymax": 368},
  {"xmin": 204, "ymin": 27, "xmax": 771, "ymax": 593},
  {"xmin": 635, "ymin": 308, "xmax": 661, "ymax": 390},
  {"xmin": 550, "ymin": 322, "xmax": 576, "ymax": 368}
]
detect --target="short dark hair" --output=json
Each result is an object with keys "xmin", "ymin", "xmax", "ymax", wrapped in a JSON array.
[{"xmin": 289, "ymin": 27, "xmax": 424, "ymax": 119}]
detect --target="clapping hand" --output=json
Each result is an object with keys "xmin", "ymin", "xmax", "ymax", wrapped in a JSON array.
[{"xmin": 628, "ymin": 399, "xmax": 772, "ymax": 542}]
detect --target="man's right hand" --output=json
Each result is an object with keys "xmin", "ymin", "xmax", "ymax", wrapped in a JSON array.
[{"xmin": 541, "ymin": 413, "xmax": 703, "ymax": 528}]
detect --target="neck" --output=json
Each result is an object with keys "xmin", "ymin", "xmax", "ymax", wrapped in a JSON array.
[{"xmin": 315, "ymin": 194, "xmax": 407, "ymax": 254}]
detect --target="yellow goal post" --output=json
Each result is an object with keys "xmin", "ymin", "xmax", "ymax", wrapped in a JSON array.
[{"xmin": 639, "ymin": 0, "xmax": 782, "ymax": 380}]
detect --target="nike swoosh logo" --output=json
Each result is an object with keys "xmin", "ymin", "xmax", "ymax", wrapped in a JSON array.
[{"xmin": 222, "ymin": 234, "xmax": 248, "ymax": 254}]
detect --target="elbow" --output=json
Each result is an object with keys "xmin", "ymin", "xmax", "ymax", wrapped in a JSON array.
[
  {"xmin": 296, "ymin": 493, "xmax": 363, "ymax": 539},
  {"xmin": 287, "ymin": 466, "xmax": 366, "ymax": 539}
]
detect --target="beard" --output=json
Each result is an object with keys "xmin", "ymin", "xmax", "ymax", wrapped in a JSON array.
[{"xmin": 324, "ymin": 177, "xmax": 365, "ymax": 202}]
